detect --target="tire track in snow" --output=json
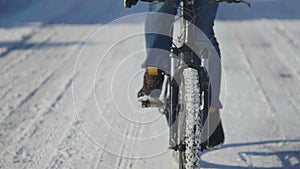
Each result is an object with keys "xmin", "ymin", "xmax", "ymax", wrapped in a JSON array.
[
  {"xmin": 0, "ymin": 48, "xmax": 81, "ymax": 155},
  {"xmin": 0, "ymin": 26, "xmax": 65, "ymax": 122},
  {"xmin": 0, "ymin": 25, "xmax": 94, "ymax": 159},
  {"xmin": 12, "ymin": 29, "xmax": 108, "ymax": 169},
  {"xmin": 237, "ymin": 21, "xmax": 300, "ymax": 138}
]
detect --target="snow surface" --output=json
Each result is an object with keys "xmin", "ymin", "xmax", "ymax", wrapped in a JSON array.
[{"xmin": 0, "ymin": 0, "xmax": 300, "ymax": 168}]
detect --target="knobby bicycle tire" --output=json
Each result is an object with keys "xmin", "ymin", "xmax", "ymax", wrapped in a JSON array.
[{"xmin": 178, "ymin": 68, "xmax": 203, "ymax": 169}]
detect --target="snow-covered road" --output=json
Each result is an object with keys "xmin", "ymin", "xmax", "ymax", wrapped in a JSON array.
[{"xmin": 0, "ymin": 0, "xmax": 300, "ymax": 168}]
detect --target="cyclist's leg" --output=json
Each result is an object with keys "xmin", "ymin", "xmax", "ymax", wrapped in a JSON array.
[
  {"xmin": 194, "ymin": 0, "xmax": 224, "ymax": 148},
  {"xmin": 195, "ymin": 0, "xmax": 220, "ymax": 56},
  {"xmin": 194, "ymin": 0, "xmax": 222, "ymax": 109},
  {"xmin": 143, "ymin": 0, "xmax": 180, "ymax": 72},
  {"xmin": 138, "ymin": 1, "xmax": 180, "ymax": 104}
]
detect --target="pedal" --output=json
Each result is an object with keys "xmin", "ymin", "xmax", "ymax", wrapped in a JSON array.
[
  {"xmin": 141, "ymin": 100, "xmax": 158, "ymax": 108},
  {"xmin": 139, "ymin": 96, "xmax": 164, "ymax": 108}
]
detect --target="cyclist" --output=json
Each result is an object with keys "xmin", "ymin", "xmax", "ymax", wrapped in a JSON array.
[{"xmin": 125, "ymin": 0, "xmax": 225, "ymax": 149}]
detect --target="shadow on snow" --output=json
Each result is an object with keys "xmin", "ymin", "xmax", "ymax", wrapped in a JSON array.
[{"xmin": 201, "ymin": 139, "xmax": 300, "ymax": 169}]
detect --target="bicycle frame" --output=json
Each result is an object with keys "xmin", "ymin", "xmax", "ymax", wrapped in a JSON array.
[{"xmin": 164, "ymin": 0, "xmax": 210, "ymax": 152}]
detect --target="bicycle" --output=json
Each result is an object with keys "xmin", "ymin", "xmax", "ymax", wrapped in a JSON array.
[{"xmin": 125, "ymin": 0, "xmax": 249, "ymax": 168}]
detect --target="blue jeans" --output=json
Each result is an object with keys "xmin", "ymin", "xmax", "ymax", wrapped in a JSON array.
[{"xmin": 143, "ymin": 0, "xmax": 223, "ymax": 108}]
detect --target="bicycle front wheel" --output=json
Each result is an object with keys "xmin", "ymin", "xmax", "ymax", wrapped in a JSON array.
[{"xmin": 178, "ymin": 67, "xmax": 203, "ymax": 169}]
